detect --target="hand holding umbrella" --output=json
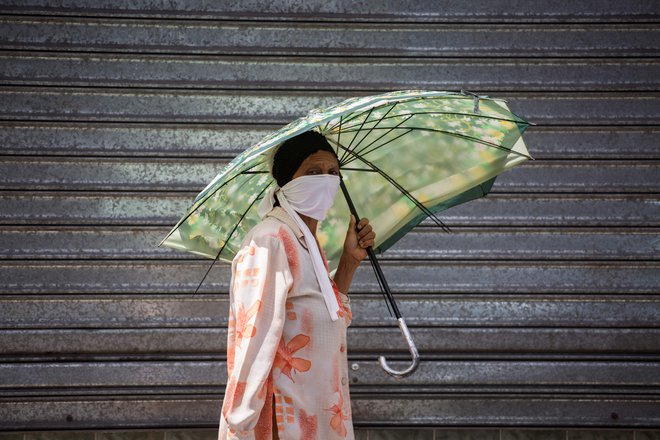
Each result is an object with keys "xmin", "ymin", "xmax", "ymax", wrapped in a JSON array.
[{"xmin": 341, "ymin": 215, "xmax": 376, "ymax": 266}]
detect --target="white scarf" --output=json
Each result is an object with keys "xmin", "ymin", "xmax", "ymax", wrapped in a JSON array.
[{"xmin": 257, "ymin": 175, "xmax": 342, "ymax": 320}]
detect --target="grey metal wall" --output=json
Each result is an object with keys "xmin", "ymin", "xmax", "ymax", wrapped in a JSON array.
[{"xmin": 0, "ymin": 0, "xmax": 659, "ymax": 431}]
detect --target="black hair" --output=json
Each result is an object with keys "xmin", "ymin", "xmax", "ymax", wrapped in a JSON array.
[{"xmin": 271, "ymin": 131, "xmax": 338, "ymax": 187}]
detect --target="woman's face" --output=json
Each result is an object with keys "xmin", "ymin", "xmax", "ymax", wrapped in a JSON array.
[{"xmin": 291, "ymin": 150, "xmax": 340, "ymax": 180}]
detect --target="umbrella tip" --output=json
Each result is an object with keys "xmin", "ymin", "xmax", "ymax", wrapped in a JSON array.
[{"xmin": 460, "ymin": 89, "xmax": 481, "ymax": 114}]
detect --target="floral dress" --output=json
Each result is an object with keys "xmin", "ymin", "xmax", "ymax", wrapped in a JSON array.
[{"xmin": 218, "ymin": 206, "xmax": 354, "ymax": 440}]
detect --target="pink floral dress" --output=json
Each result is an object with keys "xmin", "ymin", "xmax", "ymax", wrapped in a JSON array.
[{"xmin": 218, "ymin": 206, "xmax": 354, "ymax": 440}]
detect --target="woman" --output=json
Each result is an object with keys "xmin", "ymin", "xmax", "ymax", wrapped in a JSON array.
[{"xmin": 218, "ymin": 131, "xmax": 375, "ymax": 439}]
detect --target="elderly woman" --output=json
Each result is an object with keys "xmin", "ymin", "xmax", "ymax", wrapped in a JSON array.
[{"xmin": 218, "ymin": 131, "xmax": 375, "ymax": 439}]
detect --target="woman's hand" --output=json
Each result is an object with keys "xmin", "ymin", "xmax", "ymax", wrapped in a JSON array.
[
  {"xmin": 342, "ymin": 215, "xmax": 376, "ymax": 265},
  {"xmin": 334, "ymin": 215, "xmax": 376, "ymax": 295}
]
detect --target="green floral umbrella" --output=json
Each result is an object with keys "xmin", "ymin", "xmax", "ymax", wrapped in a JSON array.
[{"xmin": 159, "ymin": 89, "xmax": 531, "ymax": 377}]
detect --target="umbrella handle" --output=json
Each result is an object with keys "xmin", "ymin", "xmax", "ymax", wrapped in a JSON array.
[
  {"xmin": 339, "ymin": 177, "xmax": 420, "ymax": 377},
  {"xmin": 378, "ymin": 317, "xmax": 420, "ymax": 378}
]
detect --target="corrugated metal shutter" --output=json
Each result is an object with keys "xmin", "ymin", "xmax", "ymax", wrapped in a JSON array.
[{"xmin": 0, "ymin": 0, "xmax": 659, "ymax": 430}]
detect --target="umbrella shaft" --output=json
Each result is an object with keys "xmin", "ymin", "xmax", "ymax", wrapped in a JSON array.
[{"xmin": 339, "ymin": 178, "xmax": 402, "ymax": 319}]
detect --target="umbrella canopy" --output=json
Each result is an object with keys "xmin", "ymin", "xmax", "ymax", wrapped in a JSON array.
[
  {"xmin": 160, "ymin": 90, "xmax": 532, "ymax": 377},
  {"xmin": 160, "ymin": 90, "xmax": 531, "ymax": 272}
]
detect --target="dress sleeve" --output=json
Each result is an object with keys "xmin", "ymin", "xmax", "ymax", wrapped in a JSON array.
[{"xmin": 221, "ymin": 234, "xmax": 292, "ymax": 439}]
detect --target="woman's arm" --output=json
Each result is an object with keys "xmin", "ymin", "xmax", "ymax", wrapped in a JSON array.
[
  {"xmin": 222, "ymin": 235, "xmax": 292, "ymax": 438},
  {"xmin": 333, "ymin": 215, "xmax": 375, "ymax": 294}
]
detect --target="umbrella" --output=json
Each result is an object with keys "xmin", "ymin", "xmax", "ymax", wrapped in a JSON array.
[{"xmin": 159, "ymin": 90, "xmax": 532, "ymax": 377}]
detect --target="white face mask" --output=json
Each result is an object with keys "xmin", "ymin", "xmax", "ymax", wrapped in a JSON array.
[{"xmin": 280, "ymin": 174, "xmax": 340, "ymax": 221}]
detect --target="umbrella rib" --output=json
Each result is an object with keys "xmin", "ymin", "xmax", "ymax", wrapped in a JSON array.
[
  {"xmin": 405, "ymin": 126, "xmax": 533, "ymax": 159},
  {"xmin": 159, "ymin": 160, "xmax": 266, "ymax": 246},
  {"xmin": 193, "ymin": 180, "xmax": 273, "ymax": 295},
  {"xmin": 337, "ymin": 105, "xmax": 528, "ymax": 167},
  {"xmin": 325, "ymin": 93, "xmax": 489, "ymax": 132},
  {"xmin": 340, "ymin": 167, "xmax": 379, "ymax": 172},
  {"xmin": 339, "ymin": 128, "xmax": 414, "ymax": 168},
  {"xmin": 338, "ymin": 111, "xmax": 526, "ymax": 132},
  {"xmin": 335, "ymin": 142, "xmax": 450, "ymax": 232},
  {"xmin": 330, "ymin": 104, "xmax": 401, "ymax": 168},
  {"xmin": 326, "ymin": 93, "xmax": 518, "ymax": 137},
  {"xmin": 339, "ymin": 107, "xmax": 375, "ymax": 164},
  {"xmin": 325, "ymin": 104, "xmax": 380, "ymax": 134},
  {"xmin": 333, "ymin": 108, "xmax": 530, "ymax": 160},
  {"xmin": 195, "ymin": 160, "xmax": 262, "ymax": 201},
  {"xmin": 325, "ymin": 95, "xmax": 418, "ymax": 132},
  {"xmin": 345, "ymin": 103, "xmax": 401, "ymax": 162},
  {"xmin": 340, "ymin": 124, "xmax": 532, "ymax": 161},
  {"xmin": 335, "ymin": 114, "xmax": 342, "ymax": 159},
  {"xmin": 325, "ymin": 99, "xmax": 388, "ymax": 131},
  {"xmin": 340, "ymin": 122, "xmax": 416, "ymax": 168}
]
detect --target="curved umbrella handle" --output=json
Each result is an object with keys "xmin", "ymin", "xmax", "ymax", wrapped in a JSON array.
[
  {"xmin": 339, "ymin": 179, "xmax": 421, "ymax": 377},
  {"xmin": 378, "ymin": 317, "xmax": 420, "ymax": 378}
]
